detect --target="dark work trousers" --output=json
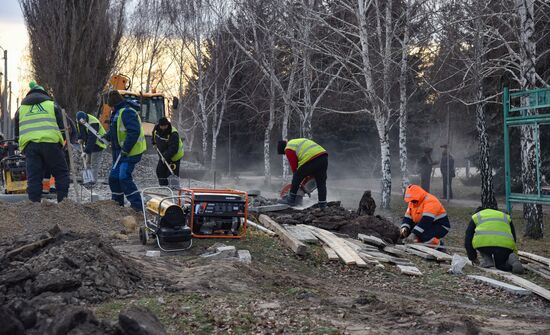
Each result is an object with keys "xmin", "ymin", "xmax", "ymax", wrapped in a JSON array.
[
  {"xmin": 442, "ymin": 174, "xmax": 453, "ymax": 199},
  {"xmin": 477, "ymin": 246, "xmax": 513, "ymax": 272},
  {"xmin": 109, "ymin": 149, "xmax": 143, "ymax": 211},
  {"xmin": 156, "ymin": 159, "xmax": 181, "ymax": 186},
  {"xmin": 290, "ymin": 154, "xmax": 328, "ymax": 202},
  {"xmin": 420, "ymin": 172, "xmax": 431, "ymax": 192},
  {"xmin": 24, "ymin": 142, "xmax": 69, "ymax": 202}
]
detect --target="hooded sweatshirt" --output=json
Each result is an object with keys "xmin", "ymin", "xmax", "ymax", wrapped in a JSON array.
[{"xmin": 401, "ymin": 184, "xmax": 450, "ymax": 240}]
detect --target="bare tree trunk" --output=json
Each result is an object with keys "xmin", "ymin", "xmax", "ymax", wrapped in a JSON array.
[
  {"xmin": 376, "ymin": 108, "xmax": 392, "ymax": 209},
  {"xmin": 264, "ymin": 78, "xmax": 276, "ymax": 186},
  {"xmin": 516, "ymin": 0, "xmax": 543, "ymax": 238},
  {"xmin": 398, "ymin": 0, "xmax": 410, "ymax": 193}
]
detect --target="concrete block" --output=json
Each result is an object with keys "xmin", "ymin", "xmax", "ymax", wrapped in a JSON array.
[
  {"xmin": 238, "ymin": 250, "xmax": 252, "ymax": 264},
  {"xmin": 146, "ymin": 250, "xmax": 160, "ymax": 257}
]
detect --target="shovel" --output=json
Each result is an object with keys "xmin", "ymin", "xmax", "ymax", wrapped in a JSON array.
[
  {"xmin": 154, "ymin": 146, "xmax": 180, "ymax": 189},
  {"xmin": 80, "ymin": 143, "xmax": 95, "ymax": 185}
]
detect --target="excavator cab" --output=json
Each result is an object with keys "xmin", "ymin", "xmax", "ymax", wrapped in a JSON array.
[{"xmin": 97, "ymin": 74, "xmax": 166, "ymax": 137}]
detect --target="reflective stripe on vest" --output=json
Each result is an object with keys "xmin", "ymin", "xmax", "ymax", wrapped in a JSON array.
[
  {"xmin": 116, "ymin": 107, "xmax": 146, "ymax": 156},
  {"xmin": 18, "ymin": 101, "xmax": 63, "ymax": 151},
  {"xmin": 88, "ymin": 114, "xmax": 107, "ymax": 150},
  {"xmin": 472, "ymin": 209, "xmax": 516, "ymax": 251},
  {"xmin": 285, "ymin": 138, "xmax": 326, "ymax": 169},
  {"xmin": 171, "ymin": 127, "xmax": 184, "ymax": 161}
]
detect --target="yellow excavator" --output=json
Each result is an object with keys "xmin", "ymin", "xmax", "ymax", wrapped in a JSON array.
[{"xmin": 97, "ymin": 74, "xmax": 176, "ymax": 137}]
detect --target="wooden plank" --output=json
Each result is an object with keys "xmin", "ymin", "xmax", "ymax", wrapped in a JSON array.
[
  {"xmin": 383, "ymin": 245, "xmax": 408, "ymax": 258},
  {"xmin": 524, "ymin": 264, "xmax": 550, "ymax": 280},
  {"xmin": 397, "ymin": 265, "xmax": 423, "ymax": 276},
  {"xmin": 306, "ymin": 226, "xmax": 368, "ymax": 267},
  {"xmin": 394, "ymin": 244, "xmax": 436, "ymax": 260},
  {"xmin": 357, "ymin": 234, "xmax": 387, "ymax": 248},
  {"xmin": 340, "ymin": 240, "xmax": 383, "ymax": 266},
  {"xmin": 249, "ymin": 204, "xmax": 290, "ymax": 213},
  {"xmin": 343, "ymin": 238, "xmax": 379, "ymax": 251},
  {"xmin": 407, "ymin": 244, "xmax": 453, "ymax": 262},
  {"xmin": 362, "ymin": 251, "xmax": 412, "ymax": 265},
  {"xmin": 246, "ymin": 219, "xmax": 276, "ymax": 237},
  {"xmin": 322, "ymin": 244, "xmax": 339, "ymax": 261},
  {"xmin": 481, "ymin": 268, "xmax": 550, "ymax": 301},
  {"xmin": 518, "ymin": 251, "xmax": 550, "ymax": 268},
  {"xmin": 467, "ymin": 275, "xmax": 531, "ymax": 295},
  {"xmin": 258, "ymin": 215, "xmax": 307, "ymax": 256},
  {"xmin": 284, "ymin": 225, "xmax": 318, "ymax": 244}
]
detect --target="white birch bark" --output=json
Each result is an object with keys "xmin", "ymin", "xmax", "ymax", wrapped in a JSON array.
[
  {"xmin": 516, "ymin": 0, "xmax": 543, "ymax": 238},
  {"xmin": 398, "ymin": 0, "xmax": 411, "ymax": 193}
]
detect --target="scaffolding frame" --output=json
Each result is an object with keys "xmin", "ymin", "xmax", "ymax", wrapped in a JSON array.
[{"xmin": 503, "ymin": 87, "xmax": 550, "ymax": 213}]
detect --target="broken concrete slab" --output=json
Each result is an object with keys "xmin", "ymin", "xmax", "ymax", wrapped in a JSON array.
[
  {"xmin": 201, "ymin": 245, "xmax": 237, "ymax": 259},
  {"xmin": 238, "ymin": 250, "xmax": 252, "ymax": 264}
]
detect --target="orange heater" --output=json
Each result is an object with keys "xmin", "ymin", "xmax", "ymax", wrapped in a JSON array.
[{"xmin": 178, "ymin": 188, "xmax": 248, "ymax": 239}]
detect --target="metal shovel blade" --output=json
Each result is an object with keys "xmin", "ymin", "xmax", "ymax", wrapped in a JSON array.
[
  {"xmin": 168, "ymin": 175, "xmax": 180, "ymax": 190},
  {"xmin": 82, "ymin": 168, "xmax": 95, "ymax": 185}
]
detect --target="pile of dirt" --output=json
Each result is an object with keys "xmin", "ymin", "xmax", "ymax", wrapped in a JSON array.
[
  {"xmin": 271, "ymin": 201, "xmax": 399, "ymax": 243},
  {"xmin": 2, "ymin": 302, "xmax": 167, "ymax": 335},
  {"xmin": 0, "ymin": 231, "xmax": 160, "ymax": 306},
  {"xmin": 249, "ymin": 195, "xmax": 279, "ymax": 207},
  {"xmin": 0, "ymin": 200, "xmax": 139, "ymax": 241}
]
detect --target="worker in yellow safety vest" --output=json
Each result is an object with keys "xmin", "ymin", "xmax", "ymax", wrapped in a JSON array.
[
  {"xmin": 14, "ymin": 81, "xmax": 69, "ymax": 203},
  {"xmin": 105, "ymin": 90, "xmax": 146, "ymax": 211},
  {"xmin": 76, "ymin": 111, "xmax": 107, "ymax": 180},
  {"xmin": 464, "ymin": 207, "xmax": 523, "ymax": 274},
  {"xmin": 152, "ymin": 117, "xmax": 184, "ymax": 186},
  {"xmin": 277, "ymin": 138, "xmax": 328, "ymax": 208}
]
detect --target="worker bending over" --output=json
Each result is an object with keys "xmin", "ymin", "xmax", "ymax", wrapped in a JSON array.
[
  {"xmin": 465, "ymin": 207, "xmax": 523, "ymax": 273},
  {"xmin": 400, "ymin": 184, "xmax": 450, "ymax": 247},
  {"xmin": 14, "ymin": 81, "xmax": 69, "ymax": 203},
  {"xmin": 152, "ymin": 117, "xmax": 184, "ymax": 186},
  {"xmin": 277, "ymin": 138, "xmax": 328, "ymax": 208},
  {"xmin": 106, "ymin": 90, "xmax": 146, "ymax": 211},
  {"xmin": 76, "ymin": 111, "xmax": 107, "ymax": 180}
]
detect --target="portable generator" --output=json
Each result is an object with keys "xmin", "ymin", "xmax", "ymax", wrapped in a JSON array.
[
  {"xmin": 179, "ymin": 188, "xmax": 248, "ymax": 239},
  {"xmin": 140, "ymin": 187, "xmax": 192, "ymax": 252},
  {"xmin": 0, "ymin": 140, "xmax": 27, "ymax": 194}
]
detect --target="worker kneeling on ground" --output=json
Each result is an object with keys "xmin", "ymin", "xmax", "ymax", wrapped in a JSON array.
[
  {"xmin": 14, "ymin": 81, "xmax": 69, "ymax": 203},
  {"xmin": 464, "ymin": 207, "xmax": 523, "ymax": 274},
  {"xmin": 152, "ymin": 117, "xmax": 183, "ymax": 186},
  {"xmin": 277, "ymin": 138, "xmax": 328, "ymax": 208},
  {"xmin": 105, "ymin": 90, "xmax": 146, "ymax": 211},
  {"xmin": 76, "ymin": 111, "xmax": 107, "ymax": 180},
  {"xmin": 400, "ymin": 184, "xmax": 450, "ymax": 247}
]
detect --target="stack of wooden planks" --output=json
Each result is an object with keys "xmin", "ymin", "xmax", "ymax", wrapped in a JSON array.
[{"xmin": 518, "ymin": 251, "xmax": 550, "ymax": 280}]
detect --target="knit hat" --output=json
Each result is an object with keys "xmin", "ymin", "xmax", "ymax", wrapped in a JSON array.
[
  {"xmin": 107, "ymin": 90, "xmax": 125, "ymax": 107},
  {"xmin": 76, "ymin": 111, "xmax": 88, "ymax": 123},
  {"xmin": 277, "ymin": 140, "xmax": 287, "ymax": 155},
  {"xmin": 29, "ymin": 80, "xmax": 46, "ymax": 93},
  {"xmin": 158, "ymin": 117, "xmax": 171, "ymax": 127}
]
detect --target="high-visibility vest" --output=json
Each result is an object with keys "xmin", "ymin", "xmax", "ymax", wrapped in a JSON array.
[
  {"xmin": 472, "ymin": 209, "xmax": 516, "ymax": 252},
  {"xmin": 87, "ymin": 114, "xmax": 107, "ymax": 150},
  {"xmin": 116, "ymin": 107, "xmax": 146, "ymax": 156},
  {"xmin": 153, "ymin": 127, "xmax": 184, "ymax": 161},
  {"xmin": 285, "ymin": 138, "xmax": 326, "ymax": 169},
  {"xmin": 18, "ymin": 100, "xmax": 64, "ymax": 151}
]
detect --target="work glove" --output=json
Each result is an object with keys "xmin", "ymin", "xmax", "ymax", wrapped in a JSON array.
[
  {"xmin": 80, "ymin": 152, "xmax": 87, "ymax": 160},
  {"xmin": 121, "ymin": 150, "xmax": 129, "ymax": 157},
  {"xmin": 77, "ymin": 139, "xmax": 83, "ymax": 145},
  {"xmin": 404, "ymin": 233, "xmax": 418, "ymax": 244},
  {"xmin": 399, "ymin": 227, "xmax": 410, "ymax": 239},
  {"xmin": 471, "ymin": 258, "xmax": 479, "ymax": 266}
]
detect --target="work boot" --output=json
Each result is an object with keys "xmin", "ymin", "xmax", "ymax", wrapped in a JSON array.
[
  {"xmin": 479, "ymin": 252, "xmax": 494, "ymax": 268},
  {"xmin": 278, "ymin": 193, "xmax": 297, "ymax": 206},
  {"xmin": 507, "ymin": 253, "xmax": 524, "ymax": 274},
  {"xmin": 318, "ymin": 201, "xmax": 327, "ymax": 209}
]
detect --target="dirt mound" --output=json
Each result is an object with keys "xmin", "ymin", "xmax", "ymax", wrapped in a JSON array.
[
  {"xmin": 0, "ymin": 200, "xmax": 139, "ymax": 241},
  {"xmin": 271, "ymin": 202, "xmax": 399, "ymax": 242},
  {"xmin": 0, "ymin": 231, "xmax": 157, "ymax": 306}
]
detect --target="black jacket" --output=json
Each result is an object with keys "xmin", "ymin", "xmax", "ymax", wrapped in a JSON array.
[
  {"xmin": 464, "ymin": 217, "xmax": 517, "ymax": 261},
  {"xmin": 76, "ymin": 118, "xmax": 103, "ymax": 154},
  {"xmin": 152, "ymin": 125, "xmax": 180, "ymax": 162},
  {"xmin": 14, "ymin": 89, "xmax": 65, "ymax": 141}
]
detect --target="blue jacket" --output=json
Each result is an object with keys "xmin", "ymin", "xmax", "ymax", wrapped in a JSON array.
[{"xmin": 107, "ymin": 100, "xmax": 142, "ymax": 153}]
